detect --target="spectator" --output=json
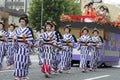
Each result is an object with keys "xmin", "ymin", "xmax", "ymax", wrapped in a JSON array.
[
  {"xmin": 96, "ymin": 6, "xmax": 106, "ymax": 18},
  {"xmin": 83, "ymin": 3, "xmax": 97, "ymax": 22},
  {"xmin": 83, "ymin": 5, "xmax": 89, "ymax": 16}
]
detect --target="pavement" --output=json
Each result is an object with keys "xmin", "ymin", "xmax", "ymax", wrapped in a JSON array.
[{"xmin": 0, "ymin": 55, "xmax": 120, "ymax": 80}]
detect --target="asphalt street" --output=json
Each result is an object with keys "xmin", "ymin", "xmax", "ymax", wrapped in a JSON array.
[{"xmin": 0, "ymin": 55, "xmax": 120, "ymax": 80}]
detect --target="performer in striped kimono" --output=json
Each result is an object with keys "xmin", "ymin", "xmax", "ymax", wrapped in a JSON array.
[
  {"xmin": 59, "ymin": 25, "xmax": 74, "ymax": 73},
  {"xmin": 40, "ymin": 21, "xmax": 57, "ymax": 78},
  {"xmin": 0, "ymin": 22, "xmax": 8, "ymax": 70},
  {"xmin": 6, "ymin": 24, "xmax": 16, "ymax": 69},
  {"xmin": 89, "ymin": 28, "xmax": 102, "ymax": 71},
  {"xmin": 78, "ymin": 27, "xmax": 91, "ymax": 72},
  {"xmin": 51, "ymin": 21, "xmax": 63, "ymax": 73},
  {"xmin": 27, "ymin": 27, "xmax": 34, "ymax": 66},
  {"xmin": 13, "ymin": 16, "xmax": 33, "ymax": 80},
  {"xmin": 36, "ymin": 27, "xmax": 45, "ymax": 65}
]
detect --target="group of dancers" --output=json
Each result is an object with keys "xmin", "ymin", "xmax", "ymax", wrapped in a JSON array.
[
  {"xmin": 0, "ymin": 16, "xmax": 103, "ymax": 80},
  {"xmin": 0, "ymin": 16, "xmax": 34, "ymax": 80}
]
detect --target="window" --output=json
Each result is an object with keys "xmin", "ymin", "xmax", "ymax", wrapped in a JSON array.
[
  {"xmin": 13, "ymin": 0, "xmax": 16, "ymax": 2},
  {"xmin": 18, "ymin": 0, "xmax": 24, "ymax": 2},
  {"xmin": 20, "ymin": 6, "xmax": 24, "ymax": 9},
  {"xmin": 6, "ymin": 0, "xmax": 12, "ymax": 2},
  {"xmin": 8, "ymin": 6, "xmax": 13, "ymax": 9}
]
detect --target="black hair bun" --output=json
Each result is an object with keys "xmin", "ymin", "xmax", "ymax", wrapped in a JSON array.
[
  {"xmin": 45, "ymin": 20, "xmax": 53, "ymax": 28},
  {"xmin": 82, "ymin": 26, "xmax": 89, "ymax": 33},
  {"xmin": 9, "ymin": 23, "xmax": 16, "ymax": 29},
  {"xmin": 92, "ymin": 28, "xmax": 99, "ymax": 34},
  {"xmin": 64, "ymin": 24, "xmax": 71, "ymax": 33},
  {"xmin": 19, "ymin": 15, "xmax": 29, "ymax": 24}
]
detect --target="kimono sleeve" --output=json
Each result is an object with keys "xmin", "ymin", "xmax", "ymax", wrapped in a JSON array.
[
  {"xmin": 77, "ymin": 37, "xmax": 81, "ymax": 51},
  {"xmin": 26, "ymin": 29, "xmax": 34, "ymax": 44}
]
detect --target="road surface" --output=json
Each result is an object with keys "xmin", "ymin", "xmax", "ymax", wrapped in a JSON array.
[{"xmin": 0, "ymin": 55, "xmax": 120, "ymax": 80}]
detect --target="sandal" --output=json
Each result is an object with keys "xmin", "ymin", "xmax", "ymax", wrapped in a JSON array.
[
  {"xmin": 44, "ymin": 73, "xmax": 51, "ymax": 78},
  {"xmin": 21, "ymin": 77, "xmax": 29, "ymax": 80},
  {"xmin": 14, "ymin": 77, "xmax": 21, "ymax": 80}
]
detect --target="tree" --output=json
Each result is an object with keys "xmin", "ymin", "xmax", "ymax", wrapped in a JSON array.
[{"xmin": 28, "ymin": 0, "xmax": 81, "ymax": 30}]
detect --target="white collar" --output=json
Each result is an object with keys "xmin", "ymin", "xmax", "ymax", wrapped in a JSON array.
[
  {"xmin": 83, "ymin": 34, "xmax": 88, "ymax": 36},
  {"xmin": 93, "ymin": 36, "xmax": 99, "ymax": 38},
  {"xmin": 65, "ymin": 33, "xmax": 70, "ymax": 35},
  {"xmin": 0, "ymin": 30, "xmax": 2, "ymax": 34},
  {"xmin": 20, "ymin": 27, "xmax": 27, "ymax": 32},
  {"xmin": 47, "ymin": 31, "xmax": 52, "ymax": 34},
  {"xmin": 9, "ymin": 31, "xmax": 14, "ymax": 34}
]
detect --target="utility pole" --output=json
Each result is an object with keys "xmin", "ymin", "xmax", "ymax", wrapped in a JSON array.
[
  {"xmin": 80, "ymin": 0, "xmax": 82, "ymax": 14},
  {"xmin": 41, "ymin": 0, "xmax": 43, "ymax": 27},
  {"xmin": 24, "ymin": 0, "xmax": 27, "ymax": 13}
]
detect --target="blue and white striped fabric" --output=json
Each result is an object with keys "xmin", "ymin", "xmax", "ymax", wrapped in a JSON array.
[
  {"xmin": 89, "ymin": 36, "xmax": 102, "ymax": 69},
  {"xmin": 0, "ymin": 30, "xmax": 8, "ymax": 68},
  {"xmin": 78, "ymin": 35, "xmax": 91, "ymax": 70},
  {"xmin": 6, "ymin": 31, "xmax": 16, "ymax": 66},
  {"xmin": 59, "ymin": 33, "xmax": 74, "ymax": 71},
  {"xmin": 42, "ymin": 31, "xmax": 57, "ymax": 73},
  {"xmin": 13, "ymin": 27, "xmax": 33, "ymax": 77},
  {"xmin": 36, "ymin": 33, "xmax": 45, "ymax": 65},
  {"xmin": 52, "ymin": 31, "xmax": 62, "ymax": 70}
]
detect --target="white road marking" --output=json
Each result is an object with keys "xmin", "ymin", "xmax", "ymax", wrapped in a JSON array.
[
  {"xmin": 0, "ymin": 70, "xmax": 13, "ymax": 73},
  {"xmin": 84, "ymin": 75, "xmax": 110, "ymax": 80},
  {"xmin": 113, "ymin": 65, "xmax": 120, "ymax": 68}
]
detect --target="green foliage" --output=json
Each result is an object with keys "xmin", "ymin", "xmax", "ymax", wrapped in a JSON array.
[{"xmin": 28, "ymin": 0, "xmax": 81, "ymax": 30}]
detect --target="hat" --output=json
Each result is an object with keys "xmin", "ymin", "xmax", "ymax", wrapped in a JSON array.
[
  {"xmin": 92, "ymin": 28, "xmax": 99, "ymax": 33},
  {"xmin": 19, "ymin": 16, "xmax": 29, "ymax": 24},
  {"xmin": 39, "ymin": 27, "xmax": 45, "ymax": 32},
  {"xmin": 64, "ymin": 24, "xmax": 71, "ymax": 27},
  {"xmin": 64, "ymin": 24, "xmax": 71, "ymax": 32},
  {"xmin": 45, "ymin": 20, "xmax": 53, "ymax": 28},
  {"xmin": 64, "ymin": 24, "xmax": 71, "ymax": 29},
  {"xmin": 9, "ymin": 23, "xmax": 16, "ymax": 28},
  {"xmin": 52, "ymin": 21, "xmax": 57, "ymax": 27},
  {"xmin": 40, "ymin": 26, "xmax": 45, "ymax": 28},
  {"xmin": 82, "ymin": 26, "xmax": 89, "ymax": 32},
  {"xmin": 40, "ymin": 26, "xmax": 45, "ymax": 30}
]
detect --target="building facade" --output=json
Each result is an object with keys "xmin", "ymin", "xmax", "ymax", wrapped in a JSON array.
[
  {"xmin": 0, "ymin": 0, "xmax": 32, "ymax": 12},
  {"xmin": 0, "ymin": 0, "xmax": 5, "ymax": 7},
  {"xmin": 5, "ymin": 0, "xmax": 24, "ymax": 11},
  {"xmin": 0, "ymin": 0, "xmax": 32, "ymax": 27}
]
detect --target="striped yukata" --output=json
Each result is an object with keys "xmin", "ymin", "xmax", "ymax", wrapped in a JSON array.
[
  {"xmin": 13, "ymin": 27, "xmax": 33, "ymax": 78},
  {"xmin": 78, "ymin": 35, "xmax": 91, "ymax": 70},
  {"xmin": 36, "ymin": 33, "xmax": 44, "ymax": 65},
  {"xmin": 27, "ymin": 42, "xmax": 34, "ymax": 66},
  {"xmin": 52, "ymin": 31, "xmax": 62, "ymax": 71},
  {"xmin": 59, "ymin": 33, "xmax": 74, "ymax": 71},
  {"xmin": 90, "ymin": 36, "xmax": 102, "ymax": 69},
  {"xmin": 40, "ymin": 31, "xmax": 57, "ymax": 74},
  {"xmin": 0, "ymin": 30, "xmax": 8, "ymax": 69},
  {"xmin": 6, "ymin": 31, "xmax": 16, "ymax": 66}
]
